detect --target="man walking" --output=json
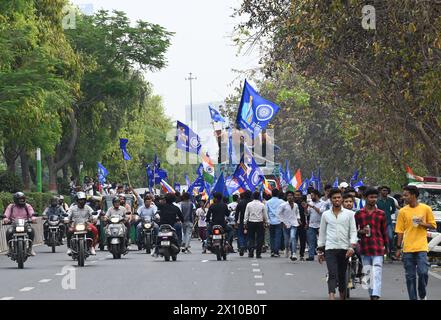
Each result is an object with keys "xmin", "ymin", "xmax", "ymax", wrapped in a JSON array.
[
  {"xmin": 277, "ymin": 191, "xmax": 301, "ymax": 261},
  {"xmin": 235, "ymin": 191, "xmax": 252, "ymax": 256},
  {"xmin": 180, "ymin": 192, "xmax": 195, "ymax": 253},
  {"xmin": 377, "ymin": 185, "xmax": 398, "ymax": 260},
  {"xmin": 266, "ymin": 189, "xmax": 285, "ymax": 257},
  {"xmin": 294, "ymin": 191, "xmax": 308, "ymax": 261},
  {"xmin": 395, "ymin": 185, "xmax": 436, "ymax": 300},
  {"xmin": 306, "ymin": 189, "xmax": 324, "ymax": 261},
  {"xmin": 244, "ymin": 191, "xmax": 269, "ymax": 259},
  {"xmin": 355, "ymin": 187, "xmax": 388, "ymax": 300},
  {"xmin": 317, "ymin": 188, "xmax": 358, "ymax": 300}
]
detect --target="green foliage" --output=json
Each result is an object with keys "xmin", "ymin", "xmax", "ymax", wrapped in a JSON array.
[{"xmin": 0, "ymin": 171, "xmax": 24, "ymax": 193}]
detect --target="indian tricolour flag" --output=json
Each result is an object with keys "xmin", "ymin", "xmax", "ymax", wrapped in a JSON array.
[
  {"xmin": 201, "ymin": 153, "xmax": 215, "ymax": 184},
  {"xmin": 406, "ymin": 166, "xmax": 424, "ymax": 182},
  {"xmin": 288, "ymin": 169, "xmax": 302, "ymax": 191}
]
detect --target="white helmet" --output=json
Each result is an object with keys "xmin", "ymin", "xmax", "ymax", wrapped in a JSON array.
[
  {"xmin": 76, "ymin": 192, "xmax": 87, "ymax": 200},
  {"xmin": 339, "ymin": 182, "xmax": 349, "ymax": 189}
]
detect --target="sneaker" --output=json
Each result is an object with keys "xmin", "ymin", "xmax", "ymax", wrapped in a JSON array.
[
  {"xmin": 239, "ymin": 249, "xmax": 244, "ymax": 257},
  {"xmin": 181, "ymin": 248, "xmax": 186, "ymax": 253},
  {"xmin": 420, "ymin": 296, "xmax": 427, "ymax": 300},
  {"xmin": 274, "ymin": 253, "xmax": 280, "ymax": 257},
  {"xmin": 30, "ymin": 249, "xmax": 36, "ymax": 256},
  {"xmin": 300, "ymin": 256, "xmax": 305, "ymax": 261},
  {"xmin": 67, "ymin": 248, "xmax": 72, "ymax": 256},
  {"xmin": 90, "ymin": 247, "xmax": 96, "ymax": 255},
  {"xmin": 271, "ymin": 253, "xmax": 275, "ymax": 257},
  {"xmin": 256, "ymin": 255, "xmax": 262, "ymax": 259},
  {"xmin": 290, "ymin": 254, "xmax": 297, "ymax": 261},
  {"xmin": 306, "ymin": 257, "xmax": 314, "ymax": 261},
  {"xmin": 186, "ymin": 249, "xmax": 192, "ymax": 254}
]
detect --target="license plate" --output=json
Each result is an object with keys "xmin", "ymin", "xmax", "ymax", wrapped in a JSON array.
[
  {"xmin": 161, "ymin": 241, "xmax": 170, "ymax": 246},
  {"xmin": 213, "ymin": 235, "xmax": 222, "ymax": 239}
]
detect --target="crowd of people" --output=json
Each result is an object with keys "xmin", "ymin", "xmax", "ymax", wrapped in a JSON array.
[{"xmin": 1, "ymin": 178, "xmax": 437, "ymax": 301}]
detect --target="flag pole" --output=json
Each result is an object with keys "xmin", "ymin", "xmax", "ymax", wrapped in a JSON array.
[{"xmin": 123, "ymin": 159, "xmax": 131, "ymax": 187}]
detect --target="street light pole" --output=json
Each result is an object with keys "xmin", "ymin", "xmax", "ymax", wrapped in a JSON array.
[{"xmin": 185, "ymin": 72, "xmax": 197, "ymax": 127}]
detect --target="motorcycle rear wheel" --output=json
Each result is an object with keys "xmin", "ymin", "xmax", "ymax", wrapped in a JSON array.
[{"xmin": 51, "ymin": 233, "xmax": 56, "ymax": 253}]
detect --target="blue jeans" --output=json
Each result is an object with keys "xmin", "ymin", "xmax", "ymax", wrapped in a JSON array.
[
  {"xmin": 182, "ymin": 221, "xmax": 193, "ymax": 249},
  {"xmin": 361, "ymin": 255, "xmax": 384, "ymax": 297},
  {"xmin": 386, "ymin": 224, "xmax": 394, "ymax": 254},
  {"xmin": 306, "ymin": 227, "xmax": 319, "ymax": 259},
  {"xmin": 269, "ymin": 224, "xmax": 282, "ymax": 253},
  {"xmin": 283, "ymin": 226, "xmax": 298, "ymax": 255},
  {"xmin": 174, "ymin": 222, "xmax": 183, "ymax": 247},
  {"xmin": 403, "ymin": 252, "xmax": 429, "ymax": 300},
  {"xmin": 236, "ymin": 223, "xmax": 248, "ymax": 250}
]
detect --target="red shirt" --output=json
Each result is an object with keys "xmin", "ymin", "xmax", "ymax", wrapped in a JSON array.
[{"xmin": 354, "ymin": 207, "xmax": 388, "ymax": 256}]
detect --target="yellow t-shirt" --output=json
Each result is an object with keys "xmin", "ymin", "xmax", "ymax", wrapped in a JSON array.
[{"xmin": 395, "ymin": 203, "xmax": 436, "ymax": 253}]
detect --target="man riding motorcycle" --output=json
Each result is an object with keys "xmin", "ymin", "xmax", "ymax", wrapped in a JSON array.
[
  {"xmin": 2, "ymin": 192, "xmax": 37, "ymax": 256},
  {"xmin": 58, "ymin": 195, "xmax": 70, "ymax": 212},
  {"xmin": 105, "ymin": 197, "xmax": 130, "ymax": 248},
  {"xmin": 66, "ymin": 192, "xmax": 98, "ymax": 256},
  {"xmin": 136, "ymin": 194, "xmax": 159, "ymax": 249},
  {"xmin": 42, "ymin": 196, "xmax": 66, "ymax": 244}
]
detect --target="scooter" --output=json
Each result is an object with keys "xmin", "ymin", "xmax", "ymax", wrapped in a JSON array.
[
  {"xmin": 208, "ymin": 225, "xmax": 228, "ymax": 261},
  {"xmin": 157, "ymin": 224, "xmax": 180, "ymax": 261},
  {"xmin": 105, "ymin": 215, "xmax": 128, "ymax": 259}
]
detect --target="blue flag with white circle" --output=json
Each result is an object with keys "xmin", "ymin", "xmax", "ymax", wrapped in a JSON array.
[
  {"xmin": 176, "ymin": 120, "xmax": 201, "ymax": 154},
  {"xmin": 236, "ymin": 80, "xmax": 280, "ymax": 138}
]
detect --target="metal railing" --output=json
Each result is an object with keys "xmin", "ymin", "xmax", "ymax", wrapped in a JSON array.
[{"xmin": 0, "ymin": 217, "xmax": 44, "ymax": 253}]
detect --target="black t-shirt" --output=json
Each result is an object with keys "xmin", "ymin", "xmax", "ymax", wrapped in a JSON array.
[
  {"xmin": 157, "ymin": 203, "xmax": 184, "ymax": 226},
  {"xmin": 295, "ymin": 200, "xmax": 306, "ymax": 225},
  {"xmin": 206, "ymin": 202, "xmax": 230, "ymax": 227},
  {"xmin": 235, "ymin": 199, "xmax": 252, "ymax": 224}
]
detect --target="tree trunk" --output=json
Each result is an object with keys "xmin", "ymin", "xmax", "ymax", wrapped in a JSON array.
[
  {"xmin": 47, "ymin": 109, "xmax": 79, "ymax": 193},
  {"xmin": 29, "ymin": 163, "xmax": 37, "ymax": 186},
  {"xmin": 4, "ymin": 142, "xmax": 19, "ymax": 173},
  {"xmin": 62, "ymin": 165, "xmax": 68, "ymax": 180},
  {"xmin": 20, "ymin": 150, "xmax": 30, "ymax": 191}
]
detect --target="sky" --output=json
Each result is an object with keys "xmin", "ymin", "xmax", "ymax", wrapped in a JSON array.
[{"xmin": 70, "ymin": 0, "xmax": 261, "ymax": 122}]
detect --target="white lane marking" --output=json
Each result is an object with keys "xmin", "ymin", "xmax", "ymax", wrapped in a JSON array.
[
  {"xmin": 19, "ymin": 287, "xmax": 34, "ymax": 292},
  {"xmin": 429, "ymin": 271, "xmax": 441, "ymax": 281},
  {"xmin": 201, "ymin": 260, "xmax": 208, "ymax": 263},
  {"xmin": 285, "ymin": 273, "xmax": 294, "ymax": 276},
  {"xmin": 38, "ymin": 279, "xmax": 52, "ymax": 283},
  {"xmin": 0, "ymin": 297, "xmax": 14, "ymax": 300},
  {"xmin": 252, "ymin": 269, "xmax": 261, "ymax": 272},
  {"xmin": 55, "ymin": 273, "xmax": 64, "ymax": 276},
  {"xmin": 255, "ymin": 282, "xmax": 265, "ymax": 286},
  {"xmin": 251, "ymin": 263, "xmax": 259, "ymax": 266},
  {"xmin": 256, "ymin": 290, "xmax": 267, "ymax": 294},
  {"xmin": 254, "ymin": 275, "xmax": 263, "ymax": 279}
]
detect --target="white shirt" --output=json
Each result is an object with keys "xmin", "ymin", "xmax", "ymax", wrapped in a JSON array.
[
  {"xmin": 244, "ymin": 200, "xmax": 268, "ymax": 224},
  {"xmin": 307, "ymin": 199, "xmax": 325, "ymax": 229},
  {"xmin": 317, "ymin": 208, "xmax": 358, "ymax": 250},
  {"xmin": 277, "ymin": 201, "xmax": 301, "ymax": 228}
]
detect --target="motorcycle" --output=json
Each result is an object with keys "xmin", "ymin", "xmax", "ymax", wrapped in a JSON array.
[
  {"xmin": 208, "ymin": 225, "xmax": 228, "ymax": 261},
  {"xmin": 70, "ymin": 220, "xmax": 92, "ymax": 267},
  {"xmin": 139, "ymin": 216, "xmax": 155, "ymax": 254},
  {"xmin": 4, "ymin": 218, "xmax": 33, "ymax": 269},
  {"xmin": 157, "ymin": 224, "xmax": 180, "ymax": 261},
  {"xmin": 105, "ymin": 215, "xmax": 128, "ymax": 259},
  {"xmin": 44, "ymin": 215, "xmax": 65, "ymax": 253}
]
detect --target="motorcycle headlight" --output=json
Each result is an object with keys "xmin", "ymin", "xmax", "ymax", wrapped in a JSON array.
[
  {"xmin": 76, "ymin": 224, "xmax": 86, "ymax": 231},
  {"xmin": 144, "ymin": 223, "xmax": 152, "ymax": 229},
  {"xmin": 16, "ymin": 226, "xmax": 25, "ymax": 232},
  {"xmin": 110, "ymin": 217, "xmax": 120, "ymax": 224}
]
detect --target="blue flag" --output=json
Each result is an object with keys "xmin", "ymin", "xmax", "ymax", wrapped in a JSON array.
[
  {"xmin": 333, "ymin": 177, "xmax": 339, "ymax": 188},
  {"xmin": 185, "ymin": 174, "xmax": 191, "ymax": 188},
  {"xmin": 226, "ymin": 176, "xmax": 241, "ymax": 195},
  {"xmin": 146, "ymin": 165, "xmax": 154, "ymax": 188},
  {"xmin": 176, "ymin": 120, "xmax": 201, "ymax": 154},
  {"xmin": 353, "ymin": 179, "xmax": 364, "ymax": 188},
  {"xmin": 316, "ymin": 168, "xmax": 322, "ymax": 192},
  {"xmin": 153, "ymin": 154, "xmax": 160, "ymax": 169},
  {"xmin": 299, "ymin": 178, "xmax": 309, "ymax": 195},
  {"xmin": 119, "ymin": 138, "xmax": 132, "ymax": 160},
  {"xmin": 310, "ymin": 171, "xmax": 316, "ymax": 189},
  {"xmin": 350, "ymin": 169, "xmax": 359, "ymax": 187},
  {"xmin": 174, "ymin": 183, "xmax": 181, "ymax": 193},
  {"xmin": 97, "ymin": 162, "xmax": 108, "ymax": 184},
  {"xmin": 209, "ymin": 105, "xmax": 225, "ymax": 123},
  {"xmin": 154, "ymin": 168, "xmax": 168, "ymax": 185},
  {"xmin": 236, "ymin": 80, "xmax": 280, "ymax": 138},
  {"xmin": 211, "ymin": 172, "xmax": 229, "ymax": 198},
  {"xmin": 196, "ymin": 163, "xmax": 203, "ymax": 177}
]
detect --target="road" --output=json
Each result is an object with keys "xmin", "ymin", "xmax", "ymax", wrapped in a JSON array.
[{"xmin": 1, "ymin": 240, "xmax": 441, "ymax": 300}]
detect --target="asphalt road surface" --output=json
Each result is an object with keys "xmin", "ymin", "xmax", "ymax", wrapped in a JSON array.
[{"xmin": 1, "ymin": 240, "xmax": 441, "ymax": 300}]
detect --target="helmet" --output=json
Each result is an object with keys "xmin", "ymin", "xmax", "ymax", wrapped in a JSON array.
[
  {"xmin": 59, "ymin": 195, "xmax": 64, "ymax": 200},
  {"xmin": 112, "ymin": 197, "xmax": 120, "ymax": 205},
  {"xmin": 339, "ymin": 182, "xmax": 349, "ymax": 189},
  {"xmin": 13, "ymin": 192, "xmax": 26, "ymax": 206},
  {"xmin": 76, "ymin": 192, "xmax": 87, "ymax": 200},
  {"xmin": 50, "ymin": 196, "xmax": 59, "ymax": 207}
]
